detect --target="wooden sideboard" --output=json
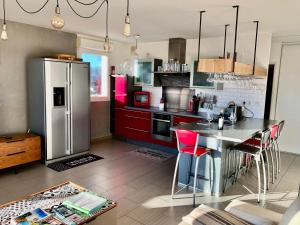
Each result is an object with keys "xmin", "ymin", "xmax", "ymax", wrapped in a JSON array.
[{"xmin": 0, "ymin": 133, "xmax": 41, "ymax": 169}]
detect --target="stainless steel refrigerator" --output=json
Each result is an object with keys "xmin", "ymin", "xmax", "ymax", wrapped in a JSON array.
[{"xmin": 27, "ymin": 58, "xmax": 90, "ymax": 164}]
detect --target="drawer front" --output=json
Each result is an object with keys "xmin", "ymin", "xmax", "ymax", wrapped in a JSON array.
[
  {"xmin": 0, "ymin": 136, "xmax": 40, "ymax": 157},
  {"xmin": 173, "ymin": 116, "xmax": 201, "ymax": 126},
  {"xmin": 124, "ymin": 116, "xmax": 151, "ymax": 131},
  {"xmin": 125, "ymin": 109, "xmax": 151, "ymax": 120},
  {"xmin": 124, "ymin": 127, "xmax": 151, "ymax": 141},
  {"xmin": 0, "ymin": 147, "xmax": 41, "ymax": 169}
]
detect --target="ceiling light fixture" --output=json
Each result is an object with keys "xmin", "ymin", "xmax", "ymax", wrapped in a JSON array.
[
  {"xmin": 132, "ymin": 34, "xmax": 140, "ymax": 57},
  {"xmin": 1, "ymin": 0, "xmax": 8, "ymax": 41},
  {"xmin": 51, "ymin": 0, "xmax": 65, "ymax": 29},
  {"xmin": 123, "ymin": 0, "xmax": 131, "ymax": 37}
]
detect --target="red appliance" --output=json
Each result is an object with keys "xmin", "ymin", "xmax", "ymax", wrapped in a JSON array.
[{"xmin": 134, "ymin": 91, "xmax": 151, "ymax": 108}]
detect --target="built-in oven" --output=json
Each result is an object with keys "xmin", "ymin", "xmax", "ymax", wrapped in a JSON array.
[{"xmin": 152, "ymin": 113, "xmax": 172, "ymax": 142}]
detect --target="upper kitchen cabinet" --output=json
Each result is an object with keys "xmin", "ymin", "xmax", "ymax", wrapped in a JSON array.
[
  {"xmin": 133, "ymin": 58, "xmax": 163, "ymax": 86},
  {"xmin": 190, "ymin": 60, "xmax": 222, "ymax": 89}
]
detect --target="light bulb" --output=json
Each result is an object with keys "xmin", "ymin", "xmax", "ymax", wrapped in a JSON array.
[
  {"xmin": 103, "ymin": 36, "xmax": 111, "ymax": 53},
  {"xmin": 1, "ymin": 24, "xmax": 8, "ymax": 40},
  {"xmin": 123, "ymin": 15, "xmax": 131, "ymax": 36},
  {"xmin": 51, "ymin": 6, "xmax": 65, "ymax": 29}
]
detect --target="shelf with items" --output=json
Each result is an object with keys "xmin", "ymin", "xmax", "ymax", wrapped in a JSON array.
[{"xmin": 198, "ymin": 58, "xmax": 267, "ymax": 77}]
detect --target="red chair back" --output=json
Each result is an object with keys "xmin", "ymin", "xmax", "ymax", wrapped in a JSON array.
[
  {"xmin": 271, "ymin": 124, "xmax": 279, "ymax": 140},
  {"xmin": 175, "ymin": 129, "xmax": 198, "ymax": 152}
]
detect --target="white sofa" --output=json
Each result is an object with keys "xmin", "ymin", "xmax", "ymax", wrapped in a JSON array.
[{"xmin": 179, "ymin": 197, "xmax": 300, "ymax": 225}]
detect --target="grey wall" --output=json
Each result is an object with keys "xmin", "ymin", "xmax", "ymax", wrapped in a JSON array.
[
  {"xmin": 0, "ymin": 20, "xmax": 76, "ymax": 134},
  {"xmin": 91, "ymin": 101, "xmax": 111, "ymax": 140}
]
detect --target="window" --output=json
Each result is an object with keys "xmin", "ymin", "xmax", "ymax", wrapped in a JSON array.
[{"xmin": 79, "ymin": 51, "xmax": 109, "ymax": 101}]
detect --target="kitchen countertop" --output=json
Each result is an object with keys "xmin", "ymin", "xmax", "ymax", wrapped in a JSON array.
[
  {"xmin": 170, "ymin": 118, "xmax": 277, "ymax": 143},
  {"xmin": 125, "ymin": 106, "xmax": 208, "ymax": 119}
]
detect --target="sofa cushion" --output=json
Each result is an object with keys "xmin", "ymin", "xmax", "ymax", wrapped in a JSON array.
[
  {"xmin": 181, "ymin": 204, "xmax": 252, "ymax": 225},
  {"xmin": 225, "ymin": 200, "xmax": 282, "ymax": 225},
  {"xmin": 279, "ymin": 197, "xmax": 300, "ymax": 225}
]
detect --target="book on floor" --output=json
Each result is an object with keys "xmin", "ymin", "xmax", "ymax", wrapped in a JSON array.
[{"xmin": 63, "ymin": 192, "xmax": 107, "ymax": 215}]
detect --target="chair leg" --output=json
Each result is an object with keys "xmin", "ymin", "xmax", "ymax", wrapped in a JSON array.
[
  {"xmin": 269, "ymin": 145, "xmax": 275, "ymax": 184},
  {"xmin": 255, "ymin": 156, "xmax": 261, "ymax": 203},
  {"xmin": 209, "ymin": 152, "xmax": 214, "ymax": 196},
  {"xmin": 272, "ymin": 141, "xmax": 278, "ymax": 179},
  {"xmin": 193, "ymin": 156, "xmax": 200, "ymax": 207},
  {"xmin": 171, "ymin": 153, "xmax": 181, "ymax": 199},
  {"xmin": 276, "ymin": 140, "xmax": 281, "ymax": 173},
  {"xmin": 264, "ymin": 150, "xmax": 270, "ymax": 190},
  {"xmin": 235, "ymin": 152, "xmax": 243, "ymax": 183},
  {"xmin": 260, "ymin": 153, "xmax": 267, "ymax": 195}
]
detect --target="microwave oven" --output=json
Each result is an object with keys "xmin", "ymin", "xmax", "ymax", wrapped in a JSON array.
[{"xmin": 134, "ymin": 91, "xmax": 151, "ymax": 108}]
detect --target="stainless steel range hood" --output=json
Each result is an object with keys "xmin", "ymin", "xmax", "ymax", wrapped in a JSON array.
[
  {"xmin": 168, "ymin": 38, "xmax": 186, "ymax": 64},
  {"xmin": 154, "ymin": 38, "xmax": 190, "ymax": 87}
]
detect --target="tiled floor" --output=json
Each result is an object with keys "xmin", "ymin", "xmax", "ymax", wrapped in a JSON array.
[{"xmin": 0, "ymin": 139, "xmax": 299, "ymax": 225}]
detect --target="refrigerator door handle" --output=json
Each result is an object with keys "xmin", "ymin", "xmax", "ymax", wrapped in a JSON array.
[{"xmin": 66, "ymin": 65, "xmax": 71, "ymax": 155}]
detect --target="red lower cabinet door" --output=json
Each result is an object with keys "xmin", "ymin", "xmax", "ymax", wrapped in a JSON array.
[{"xmin": 123, "ymin": 110, "xmax": 151, "ymax": 141}]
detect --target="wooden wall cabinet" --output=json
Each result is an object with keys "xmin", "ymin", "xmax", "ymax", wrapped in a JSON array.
[{"xmin": 0, "ymin": 134, "xmax": 41, "ymax": 169}]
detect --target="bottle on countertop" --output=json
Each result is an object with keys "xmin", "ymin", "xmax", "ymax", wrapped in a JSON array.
[
  {"xmin": 159, "ymin": 97, "xmax": 165, "ymax": 111},
  {"xmin": 218, "ymin": 109, "xmax": 225, "ymax": 130}
]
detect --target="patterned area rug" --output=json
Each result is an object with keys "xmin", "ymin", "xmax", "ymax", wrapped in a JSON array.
[
  {"xmin": 47, "ymin": 154, "xmax": 103, "ymax": 172},
  {"xmin": 130, "ymin": 147, "xmax": 174, "ymax": 162}
]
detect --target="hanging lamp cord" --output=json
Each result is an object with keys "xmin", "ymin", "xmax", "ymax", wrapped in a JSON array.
[
  {"xmin": 3, "ymin": 0, "xmax": 5, "ymax": 24},
  {"xmin": 66, "ymin": 0, "xmax": 107, "ymax": 19},
  {"xmin": 106, "ymin": 0, "xmax": 108, "ymax": 37},
  {"xmin": 15, "ymin": 0, "xmax": 50, "ymax": 14},
  {"xmin": 127, "ymin": 0, "xmax": 129, "ymax": 16},
  {"xmin": 15, "ymin": 0, "xmax": 106, "ymax": 19}
]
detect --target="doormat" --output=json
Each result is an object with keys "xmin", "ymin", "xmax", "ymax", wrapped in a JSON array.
[
  {"xmin": 130, "ymin": 147, "xmax": 174, "ymax": 162},
  {"xmin": 47, "ymin": 154, "xmax": 103, "ymax": 172}
]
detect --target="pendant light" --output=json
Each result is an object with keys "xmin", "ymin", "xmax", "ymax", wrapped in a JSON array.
[
  {"xmin": 132, "ymin": 34, "xmax": 140, "ymax": 57},
  {"xmin": 123, "ymin": 0, "xmax": 131, "ymax": 36},
  {"xmin": 196, "ymin": 10, "xmax": 206, "ymax": 72},
  {"xmin": 51, "ymin": 0, "xmax": 65, "ymax": 29},
  {"xmin": 1, "ymin": 0, "xmax": 8, "ymax": 40},
  {"xmin": 103, "ymin": 0, "xmax": 111, "ymax": 52}
]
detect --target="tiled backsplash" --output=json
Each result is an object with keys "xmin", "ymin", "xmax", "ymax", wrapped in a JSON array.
[
  {"xmin": 194, "ymin": 78, "xmax": 267, "ymax": 119},
  {"xmin": 143, "ymin": 78, "xmax": 267, "ymax": 119}
]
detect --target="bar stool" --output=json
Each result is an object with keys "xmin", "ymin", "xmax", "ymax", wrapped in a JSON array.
[
  {"xmin": 225, "ymin": 129, "xmax": 271, "ymax": 202},
  {"xmin": 275, "ymin": 120, "xmax": 285, "ymax": 175},
  {"xmin": 244, "ymin": 123, "xmax": 281, "ymax": 185},
  {"xmin": 171, "ymin": 129, "xmax": 213, "ymax": 207}
]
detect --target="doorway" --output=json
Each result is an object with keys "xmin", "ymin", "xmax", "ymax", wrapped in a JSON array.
[
  {"xmin": 275, "ymin": 44, "xmax": 300, "ymax": 154},
  {"xmin": 264, "ymin": 64, "xmax": 275, "ymax": 119}
]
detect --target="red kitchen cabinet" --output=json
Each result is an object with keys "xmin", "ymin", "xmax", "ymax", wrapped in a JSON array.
[{"xmin": 123, "ymin": 109, "xmax": 151, "ymax": 142}]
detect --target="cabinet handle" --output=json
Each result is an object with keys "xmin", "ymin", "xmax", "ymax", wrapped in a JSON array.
[
  {"xmin": 153, "ymin": 118, "xmax": 171, "ymax": 123},
  {"xmin": 7, "ymin": 151, "xmax": 26, "ymax": 156},
  {"xmin": 124, "ymin": 127, "xmax": 149, "ymax": 133},
  {"xmin": 125, "ymin": 115, "xmax": 149, "ymax": 120},
  {"xmin": 6, "ymin": 139, "xmax": 25, "ymax": 143}
]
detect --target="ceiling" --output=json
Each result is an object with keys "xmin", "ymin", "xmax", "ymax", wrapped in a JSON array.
[{"xmin": 3, "ymin": 0, "xmax": 300, "ymax": 43}]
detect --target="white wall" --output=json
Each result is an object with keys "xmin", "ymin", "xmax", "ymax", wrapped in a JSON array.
[
  {"xmin": 137, "ymin": 32, "xmax": 272, "ymax": 118},
  {"xmin": 77, "ymin": 35, "xmax": 131, "ymax": 141}
]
